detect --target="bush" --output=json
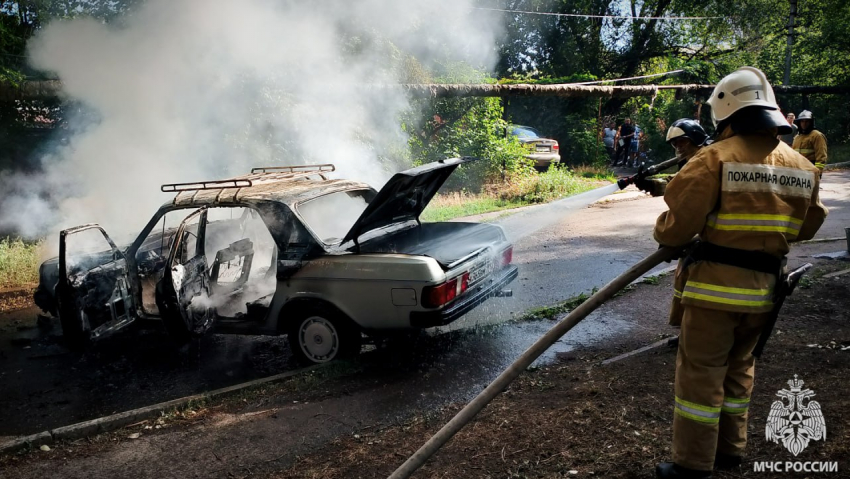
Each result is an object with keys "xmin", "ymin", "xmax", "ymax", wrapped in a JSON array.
[
  {"xmin": 558, "ymin": 114, "xmax": 609, "ymax": 168},
  {"xmin": 495, "ymin": 166, "xmax": 601, "ymax": 204},
  {"xmin": 0, "ymin": 237, "xmax": 41, "ymax": 289},
  {"xmin": 406, "ymin": 96, "xmax": 532, "ymax": 192}
]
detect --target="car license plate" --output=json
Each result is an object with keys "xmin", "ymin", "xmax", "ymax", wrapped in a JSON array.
[
  {"xmin": 536, "ymin": 146, "xmax": 549, "ymax": 152},
  {"xmin": 469, "ymin": 261, "xmax": 493, "ymax": 284}
]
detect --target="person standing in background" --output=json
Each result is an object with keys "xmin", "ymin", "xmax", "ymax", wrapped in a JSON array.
[
  {"xmin": 616, "ymin": 118, "xmax": 635, "ymax": 166},
  {"xmin": 778, "ymin": 111, "xmax": 797, "ymax": 146},
  {"xmin": 792, "ymin": 110, "xmax": 827, "ymax": 175},
  {"xmin": 603, "ymin": 121, "xmax": 617, "ymax": 163},
  {"xmin": 630, "ymin": 123, "xmax": 642, "ymax": 167}
]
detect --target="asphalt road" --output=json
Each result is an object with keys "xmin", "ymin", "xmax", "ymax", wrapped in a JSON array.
[{"xmin": 1, "ymin": 170, "xmax": 847, "ymax": 451}]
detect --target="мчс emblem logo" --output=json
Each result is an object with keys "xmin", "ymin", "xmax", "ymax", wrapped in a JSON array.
[{"xmin": 766, "ymin": 375, "xmax": 826, "ymax": 456}]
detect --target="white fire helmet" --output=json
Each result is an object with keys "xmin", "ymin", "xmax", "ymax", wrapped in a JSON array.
[{"xmin": 706, "ymin": 66, "xmax": 786, "ymax": 128}]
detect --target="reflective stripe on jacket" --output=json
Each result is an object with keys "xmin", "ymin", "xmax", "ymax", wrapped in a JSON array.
[
  {"xmin": 792, "ymin": 130, "xmax": 828, "ymax": 170},
  {"xmin": 655, "ymin": 130, "xmax": 827, "ymax": 314}
]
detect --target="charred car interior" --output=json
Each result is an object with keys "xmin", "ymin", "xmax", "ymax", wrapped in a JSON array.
[{"xmin": 35, "ymin": 158, "xmax": 518, "ymax": 364}]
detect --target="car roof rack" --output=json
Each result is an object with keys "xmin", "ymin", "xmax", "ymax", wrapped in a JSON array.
[
  {"xmin": 160, "ymin": 164, "xmax": 337, "ymax": 197},
  {"xmin": 160, "ymin": 179, "xmax": 253, "ymax": 193},
  {"xmin": 251, "ymin": 164, "xmax": 335, "ymax": 175}
]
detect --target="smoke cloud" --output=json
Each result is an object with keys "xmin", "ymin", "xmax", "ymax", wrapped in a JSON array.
[{"xmin": 0, "ymin": 0, "xmax": 502, "ymax": 239}]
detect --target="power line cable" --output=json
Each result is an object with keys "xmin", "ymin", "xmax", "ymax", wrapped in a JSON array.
[{"xmin": 475, "ymin": 7, "xmax": 723, "ymax": 21}]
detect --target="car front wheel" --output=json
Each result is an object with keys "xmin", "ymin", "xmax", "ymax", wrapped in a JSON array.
[{"xmin": 287, "ymin": 306, "xmax": 361, "ymax": 364}]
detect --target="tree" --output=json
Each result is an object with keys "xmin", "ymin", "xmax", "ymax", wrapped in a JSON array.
[{"xmin": 494, "ymin": 0, "xmax": 850, "ymax": 164}]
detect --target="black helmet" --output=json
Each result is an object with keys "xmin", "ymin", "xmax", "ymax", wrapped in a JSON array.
[
  {"xmin": 795, "ymin": 110, "xmax": 815, "ymax": 133},
  {"xmin": 666, "ymin": 118, "xmax": 712, "ymax": 147}
]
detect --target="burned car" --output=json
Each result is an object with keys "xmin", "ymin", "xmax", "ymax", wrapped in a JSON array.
[{"xmin": 34, "ymin": 157, "xmax": 518, "ymax": 363}]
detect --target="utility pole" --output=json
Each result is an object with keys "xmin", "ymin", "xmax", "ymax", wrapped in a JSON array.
[{"xmin": 783, "ymin": 0, "xmax": 798, "ymax": 85}]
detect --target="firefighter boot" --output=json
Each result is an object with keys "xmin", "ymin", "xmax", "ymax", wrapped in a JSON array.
[
  {"xmin": 714, "ymin": 452, "xmax": 743, "ymax": 470},
  {"xmin": 656, "ymin": 462, "xmax": 712, "ymax": 478}
]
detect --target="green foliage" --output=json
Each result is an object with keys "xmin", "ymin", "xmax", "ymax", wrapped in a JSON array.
[
  {"xmin": 502, "ymin": 165, "xmax": 601, "ymax": 204},
  {"xmin": 561, "ymin": 114, "xmax": 608, "ymax": 167},
  {"xmin": 498, "ymin": 73, "xmax": 598, "ymax": 85},
  {"xmin": 522, "ymin": 292, "xmax": 592, "ymax": 321},
  {"xmin": 0, "ymin": 237, "xmax": 40, "ymax": 288},
  {"xmin": 405, "ymin": 95, "xmax": 532, "ymax": 191},
  {"xmin": 495, "ymin": 0, "xmax": 850, "ymax": 165},
  {"xmin": 420, "ymin": 194, "xmax": 526, "ymax": 223},
  {"xmin": 420, "ymin": 169, "xmax": 604, "ymax": 222}
]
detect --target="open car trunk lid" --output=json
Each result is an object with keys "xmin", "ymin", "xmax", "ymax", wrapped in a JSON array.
[
  {"xmin": 357, "ymin": 222, "xmax": 507, "ymax": 270},
  {"xmin": 340, "ymin": 157, "xmax": 476, "ymax": 245}
]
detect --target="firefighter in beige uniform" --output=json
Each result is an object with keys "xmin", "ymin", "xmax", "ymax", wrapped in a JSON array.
[
  {"xmin": 641, "ymin": 119, "xmax": 712, "ymax": 197},
  {"xmin": 654, "ymin": 67, "xmax": 827, "ymax": 479},
  {"xmin": 791, "ymin": 110, "xmax": 827, "ymax": 174}
]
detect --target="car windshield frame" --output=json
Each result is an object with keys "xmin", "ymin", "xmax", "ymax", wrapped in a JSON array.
[{"xmin": 510, "ymin": 125, "xmax": 543, "ymax": 139}]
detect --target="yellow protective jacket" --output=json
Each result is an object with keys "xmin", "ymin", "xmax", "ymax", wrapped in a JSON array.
[
  {"xmin": 655, "ymin": 131, "xmax": 827, "ymax": 322},
  {"xmin": 792, "ymin": 130, "xmax": 827, "ymax": 172}
]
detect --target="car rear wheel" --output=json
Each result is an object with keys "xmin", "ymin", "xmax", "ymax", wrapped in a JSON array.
[{"xmin": 287, "ymin": 306, "xmax": 361, "ymax": 364}]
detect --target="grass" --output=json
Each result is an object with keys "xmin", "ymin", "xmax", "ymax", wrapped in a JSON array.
[
  {"xmin": 520, "ymin": 291, "xmax": 594, "ymax": 321},
  {"xmin": 0, "ymin": 237, "xmax": 41, "ymax": 290},
  {"xmin": 421, "ymin": 167, "xmax": 611, "ymax": 222},
  {"xmin": 420, "ymin": 193, "xmax": 532, "ymax": 223},
  {"xmin": 571, "ymin": 164, "xmax": 617, "ymax": 182}
]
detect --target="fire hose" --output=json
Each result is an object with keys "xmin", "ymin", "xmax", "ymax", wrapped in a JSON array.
[
  {"xmin": 616, "ymin": 155, "xmax": 683, "ymax": 191},
  {"xmin": 388, "ymin": 243, "xmax": 691, "ymax": 479}
]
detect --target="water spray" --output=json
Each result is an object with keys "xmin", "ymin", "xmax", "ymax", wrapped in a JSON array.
[{"xmin": 388, "ymin": 242, "xmax": 692, "ymax": 479}]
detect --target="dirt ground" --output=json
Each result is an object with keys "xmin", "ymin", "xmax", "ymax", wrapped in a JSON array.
[
  {"xmin": 270, "ymin": 258, "xmax": 850, "ymax": 479},
  {"xmin": 0, "ymin": 288, "xmax": 35, "ymax": 314}
]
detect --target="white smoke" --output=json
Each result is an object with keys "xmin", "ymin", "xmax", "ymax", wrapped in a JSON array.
[{"xmin": 1, "ymin": 0, "xmax": 502, "ymax": 239}]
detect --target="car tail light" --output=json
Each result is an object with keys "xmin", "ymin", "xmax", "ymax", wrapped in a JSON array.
[
  {"xmin": 424, "ymin": 278, "xmax": 457, "ymax": 308},
  {"xmin": 460, "ymin": 272, "xmax": 470, "ymax": 294},
  {"xmin": 499, "ymin": 247, "xmax": 513, "ymax": 267},
  {"xmin": 552, "ymin": 142, "xmax": 559, "ymax": 151},
  {"xmin": 423, "ymin": 273, "xmax": 470, "ymax": 308}
]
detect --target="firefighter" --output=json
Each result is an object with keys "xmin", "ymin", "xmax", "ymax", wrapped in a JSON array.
[
  {"xmin": 654, "ymin": 66, "xmax": 827, "ymax": 478},
  {"xmin": 792, "ymin": 110, "xmax": 828, "ymax": 175},
  {"xmin": 639, "ymin": 119, "xmax": 712, "ymax": 197}
]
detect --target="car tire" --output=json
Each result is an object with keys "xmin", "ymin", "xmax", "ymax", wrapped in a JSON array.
[{"xmin": 287, "ymin": 305, "xmax": 362, "ymax": 364}]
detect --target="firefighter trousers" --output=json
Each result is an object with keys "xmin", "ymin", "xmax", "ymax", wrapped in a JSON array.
[{"xmin": 672, "ymin": 305, "xmax": 770, "ymax": 471}]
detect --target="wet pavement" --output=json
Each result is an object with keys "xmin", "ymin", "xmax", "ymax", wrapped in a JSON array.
[
  {"xmin": 0, "ymin": 308, "xmax": 295, "ymax": 436},
  {"xmin": 448, "ymin": 182, "xmax": 670, "ymax": 331},
  {"xmin": 1, "ymin": 171, "xmax": 847, "ymax": 443},
  {"xmin": 0, "ymin": 304, "xmax": 629, "ymax": 438}
]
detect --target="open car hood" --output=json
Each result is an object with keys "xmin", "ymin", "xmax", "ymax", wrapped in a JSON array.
[{"xmin": 341, "ymin": 157, "xmax": 476, "ymax": 245}]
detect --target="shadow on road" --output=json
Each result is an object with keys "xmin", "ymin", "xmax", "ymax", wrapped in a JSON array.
[{"xmin": 0, "ymin": 311, "xmax": 295, "ymax": 436}]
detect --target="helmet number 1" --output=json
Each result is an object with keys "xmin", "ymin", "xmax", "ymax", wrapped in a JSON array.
[{"xmin": 755, "ymin": 91, "xmax": 760, "ymax": 100}]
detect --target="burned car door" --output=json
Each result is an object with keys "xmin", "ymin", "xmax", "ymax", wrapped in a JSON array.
[
  {"xmin": 156, "ymin": 208, "xmax": 215, "ymax": 341},
  {"xmin": 56, "ymin": 224, "xmax": 137, "ymax": 349}
]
